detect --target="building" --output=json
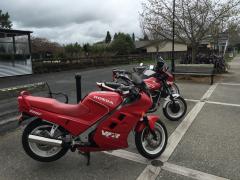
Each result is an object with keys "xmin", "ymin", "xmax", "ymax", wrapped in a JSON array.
[
  {"xmin": 135, "ymin": 40, "xmax": 187, "ymax": 53},
  {"xmin": 135, "ymin": 40, "xmax": 187, "ymax": 60},
  {"xmin": 0, "ymin": 29, "xmax": 32, "ymax": 77},
  {"xmin": 200, "ymin": 32, "xmax": 229, "ymax": 55}
]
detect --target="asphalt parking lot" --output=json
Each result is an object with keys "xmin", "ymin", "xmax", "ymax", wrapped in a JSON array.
[{"xmin": 0, "ymin": 57, "xmax": 240, "ymax": 180}]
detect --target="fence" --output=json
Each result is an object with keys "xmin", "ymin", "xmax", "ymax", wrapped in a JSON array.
[{"xmin": 32, "ymin": 52, "xmax": 187, "ymax": 73}]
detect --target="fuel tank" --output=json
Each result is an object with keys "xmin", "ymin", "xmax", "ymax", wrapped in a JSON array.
[
  {"xmin": 82, "ymin": 91, "xmax": 123, "ymax": 112},
  {"xmin": 144, "ymin": 77, "xmax": 161, "ymax": 91}
]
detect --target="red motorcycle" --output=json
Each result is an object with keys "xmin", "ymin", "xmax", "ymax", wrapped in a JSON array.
[
  {"xmin": 111, "ymin": 59, "xmax": 187, "ymax": 121},
  {"xmin": 18, "ymin": 74, "xmax": 168, "ymax": 164}
]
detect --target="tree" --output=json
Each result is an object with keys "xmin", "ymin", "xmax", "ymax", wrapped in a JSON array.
[
  {"xmin": 0, "ymin": 10, "xmax": 12, "ymax": 29},
  {"xmin": 143, "ymin": 32, "xmax": 149, "ymax": 40},
  {"xmin": 132, "ymin": 33, "xmax": 135, "ymax": 42},
  {"xmin": 113, "ymin": 33, "xmax": 118, "ymax": 40},
  {"xmin": 141, "ymin": 0, "xmax": 240, "ymax": 63},
  {"xmin": 227, "ymin": 22, "xmax": 240, "ymax": 47},
  {"xmin": 64, "ymin": 42, "xmax": 82, "ymax": 57},
  {"xmin": 83, "ymin": 43, "xmax": 90, "ymax": 56},
  {"xmin": 111, "ymin": 33, "xmax": 135, "ymax": 54},
  {"xmin": 31, "ymin": 37, "xmax": 64, "ymax": 59},
  {"xmin": 105, "ymin": 31, "xmax": 112, "ymax": 43}
]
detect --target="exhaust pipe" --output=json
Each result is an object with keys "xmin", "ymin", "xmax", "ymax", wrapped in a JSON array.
[{"xmin": 28, "ymin": 135, "xmax": 63, "ymax": 147}]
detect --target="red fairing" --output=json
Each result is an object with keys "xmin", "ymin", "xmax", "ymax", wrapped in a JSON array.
[
  {"xmin": 18, "ymin": 89, "xmax": 154, "ymax": 151},
  {"xmin": 144, "ymin": 77, "xmax": 161, "ymax": 91},
  {"xmin": 18, "ymin": 91, "xmax": 123, "ymax": 136},
  {"xmin": 89, "ymin": 92, "xmax": 152, "ymax": 150}
]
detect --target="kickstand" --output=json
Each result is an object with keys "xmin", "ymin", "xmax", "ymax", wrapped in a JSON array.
[{"xmin": 78, "ymin": 151, "xmax": 91, "ymax": 166}]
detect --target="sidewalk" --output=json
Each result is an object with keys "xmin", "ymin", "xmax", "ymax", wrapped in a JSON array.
[{"xmin": 220, "ymin": 54, "xmax": 240, "ymax": 83}]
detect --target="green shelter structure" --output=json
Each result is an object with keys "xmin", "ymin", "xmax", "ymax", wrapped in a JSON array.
[{"xmin": 0, "ymin": 29, "xmax": 32, "ymax": 77}]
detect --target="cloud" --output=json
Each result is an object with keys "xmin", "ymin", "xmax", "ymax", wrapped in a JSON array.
[{"xmin": 0, "ymin": 0, "xmax": 143, "ymax": 44}]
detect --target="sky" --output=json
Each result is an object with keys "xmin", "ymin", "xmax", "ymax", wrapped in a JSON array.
[{"xmin": 0, "ymin": 0, "xmax": 143, "ymax": 44}]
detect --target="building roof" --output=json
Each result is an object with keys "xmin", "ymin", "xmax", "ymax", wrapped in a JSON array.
[
  {"xmin": 135, "ymin": 40, "xmax": 186, "ymax": 49},
  {"xmin": 135, "ymin": 40, "xmax": 156, "ymax": 49},
  {"xmin": 0, "ymin": 29, "xmax": 32, "ymax": 38}
]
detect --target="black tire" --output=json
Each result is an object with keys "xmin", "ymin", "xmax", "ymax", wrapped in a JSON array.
[
  {"xmin": 22, "ymin": 120, "xmax": 69, "ymax": 162},
  {"xmin": 163, "ymin": 96, "xmax": 187, "ymax": 121},
  {"xmin": 135, "ymin": 120, "xmax": 168, "ymax": 159}
]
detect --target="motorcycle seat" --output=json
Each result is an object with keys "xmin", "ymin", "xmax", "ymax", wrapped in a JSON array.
[
  {"xmin": 25, "ymin": 96, "xmax": 89, "ymax": 117},
  {"xmin": 104, "ymin": 82, "xmax": 122, "ymax": 89},
  {"xmin": 112, "ymin": 69, "xmax": 128, "ymax": 74}
]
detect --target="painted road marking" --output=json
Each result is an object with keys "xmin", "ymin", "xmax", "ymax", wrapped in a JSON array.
[
  {"xmin": 137, "ymin": 83, "xmax": 218, "ymax": 179},
  {"xmin": 219, "ymin": 82, "xmax": 240, "ymax": 86},
  {"xmin": 137, "ymin": 165, "xmax": 160, "ymax": 180},
  {"xmin": 186, "ymin": 98, "xmax": 240, "ymax": 107},
  {"xmin": 201, "ymin": 83, "xmax": 218, "ymax": 100},
  {"xmin": 104, "ymin": 150, "xmax": 149, "ymax": 165},
  {"xmin": 185, "ymin": 99, "xmax": 200, "ymax": 103},
  {"xmin": 104, "ymin": 150, "xmax": 229, "ymax": 180},
  {"xmin": 162, "ymin": 162, "xmax": 229, "ymax": 180},
  {"xmin": 0, "ymin": 82, "xmax": 45, "ymax": 92},
  {"xmin": 207, "ymin": 100, "xmax": 240, "ymax": 107}
]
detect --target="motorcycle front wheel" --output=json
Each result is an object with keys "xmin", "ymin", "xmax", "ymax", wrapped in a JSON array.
[
  {"xmin": 22, "ymin": 120, "xmax": 69, "ymax": 162},
  {"xmin": 135, "ymin": 120, "xmax": 168, "ymax": 159},
  {"xmin": 163, "ymin": 96, "xmax": 187, "ymax": 121}
]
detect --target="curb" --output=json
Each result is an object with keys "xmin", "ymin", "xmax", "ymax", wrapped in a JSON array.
[
  {"xmin": 0, "ymin": 116, "xmax": 17, "ymax": 126},
  {"xmin": 0, "ymin": 82, "xmax": 46, "ymax": 100}
]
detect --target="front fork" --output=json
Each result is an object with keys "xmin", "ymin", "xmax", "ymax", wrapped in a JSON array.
[
  {"xmin": 162, "ymin": 80, "xmax": 177, "ymax": 106},
  {"xmin": 135, "ymin": 115, "xmax": 159, "ymax": 135}
]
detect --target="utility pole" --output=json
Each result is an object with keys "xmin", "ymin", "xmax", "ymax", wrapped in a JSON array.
[{"xmin": 171, "ymin": 0, "xmax": 176, "ymax": 72}]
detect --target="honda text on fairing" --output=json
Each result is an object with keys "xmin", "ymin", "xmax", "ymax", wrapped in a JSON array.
[{"xmin": 18, "ymin": 73, "xmax": 168, "ymax": 164}]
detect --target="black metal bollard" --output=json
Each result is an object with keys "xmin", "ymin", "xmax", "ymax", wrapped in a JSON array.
[{"xmin": 75, "ymin": 73, "xmax": 82, "ymax": 103}]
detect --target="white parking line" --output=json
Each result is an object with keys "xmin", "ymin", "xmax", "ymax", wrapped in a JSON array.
[
  {"xmin": 137, "ymin": 165, "xmax": 161, "ymax": 180},
  {"xmin": 104, "ymin": 150, "xmax": 229, "ymax": 180},
  {"xmin": 185, "ymin": 99, "xmax": 200, "ymax": 102},
  {"xmin": 201, "ymin": 83, "xmax": 218, "ymax": 100},
  {"xmin": 186, "ymin": 98, "xmax": 240, "ymax": 107},
  {"xmin": 137, "ymin": 83, "xmax": 218, "ymax": 179},
  {"xmin": 104, "ymin": 150, "xmax": 148, "ymax": 165},
  {"xmin": 219, "ymin": 82, "xmax": 240, "ymax": 86},
  {"xmin": 207, "ymin": 100, "xmax": 240, "ymax": 107},
  {"xmin": 162, "ymin": 162, "xmax": 229, "ymax": 180}
]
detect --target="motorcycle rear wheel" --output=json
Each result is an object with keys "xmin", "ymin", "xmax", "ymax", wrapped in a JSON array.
[
  {"xmin": 22, "ymin": 120, "xmax": 69, "ymax": 162},
  {"xmin": 135, "ymin": 120, "xmax": 168, "ymax": 159}
]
